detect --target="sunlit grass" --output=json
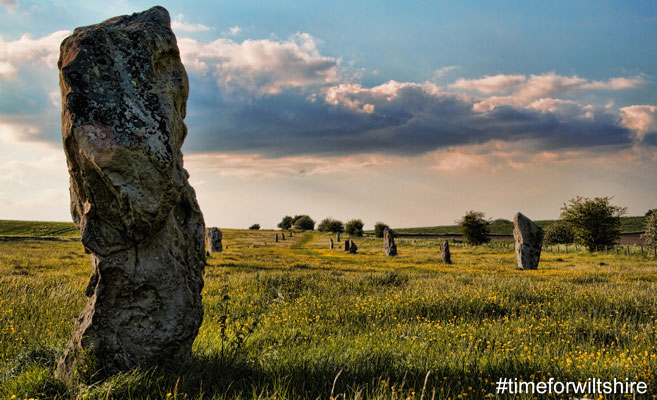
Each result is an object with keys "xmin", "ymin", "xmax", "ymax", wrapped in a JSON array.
[{"xmin": 1, "ymin": 229, "xmax": 656, "ymax": 399}]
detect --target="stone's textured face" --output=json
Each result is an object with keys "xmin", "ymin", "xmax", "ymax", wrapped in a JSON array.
[
  {"xmin": 383, "ymin": 228, "xmax": 397, "ymax": 256},
  {"xmin": 514, "ymin": 212, "xmax": 544, "ymax": 270},
  {"xmin": 56, "ymin": 6, "xmax": 205, "ymax": 382},
  {"xmin": 349, "ymin": 240, "xmax": 358, "ymax": 254},
  {"xmin": 344, "ymin": 239, "xmax": 350, "ymax": 251},
  {"xmin": 206, "ymin": 227, "xmax": 222, "ymax": 253},
  {"xmin": 329, "ymin": 238, "xmax": 334, "ymax": 249},
  {"xmin": 441, "ymin": 240, "xmax": 452, "ymax": 264}
]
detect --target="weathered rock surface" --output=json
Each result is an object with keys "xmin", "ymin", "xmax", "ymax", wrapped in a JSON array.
[
  {"xmin": 441, "ymin": 240, "xmax": 451, "ymax": 264},
  {"xmin": 349, "ymin": 240, "xmax": 358, "ymax": 254},
  {"xmin": 281, "ymin": 233, "xmax": 285, "ymax": 240},
  {"xmin": 344, "ymin": 239, "xmax": 350, "ymax": 251},
  {"xmin": 336, "ymin": 232, "xmax": 341, "ymax": 242},
  {"xmin": 383, "ymin": 228, "xmax": 397, "ymax": 256},
  {"xmin": 329, "ymin": 238, "xmax": 334, "ymax": 249},
  {"xmin": 56, "ymin": 6, "xmax": 205, "ymax": 382},
  {"xmin": 206, "ymin": 227, "xmax": 222, "ymax": 253},
  {"xmin": 514, "ymin": 212, "xmax": 544, "ymax": 270},
  {"xmin": 275, "ymin": 233, "xmax": 279, "ymax": 243}
]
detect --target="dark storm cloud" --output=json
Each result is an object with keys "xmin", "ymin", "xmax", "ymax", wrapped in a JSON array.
[{"xmin": 183, "ymin": 78, "xmax": 636, "ymax": 157}]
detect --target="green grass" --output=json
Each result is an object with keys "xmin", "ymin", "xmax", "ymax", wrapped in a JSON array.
[
  {"xmin": 0, "ymin": 220, "xmax": 79, "ymax": 239},
  {"xmin": 390, "ymin": 216, "xmax": 647, "ymax": 236},
  {"xmin": 1, "ymin": 228, "xmax": 656, "ymax": 399}
]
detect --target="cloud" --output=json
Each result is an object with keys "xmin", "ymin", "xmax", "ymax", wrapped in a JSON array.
[
  {"xmin": 184, "ymin": 153, "xmax": 395, "ymax": 179},
  {"xmin": 620, "ymin": 105, "xmax": 657, "ymax": 140},
  {"xmin": 171, "ymin": 14, "xmax": 211, "ymax": 32},
  {"xmin": 433, "ymin": 65, "xmax": 459, "ymax": 79},
  {"xmin": 0, "ymin": 30, "xmax": 70, "ymax": 79},
  {"xmin": 226, "ymin": 26, "xmax": 241, "ymax": 36},
  {"xmin": 451, "ymin": 72, "xmax": 644, "ymax": 111},
  {"xmin": 178, "ymin": 33, "xmax": 340, "ymax": 96},
  {"xmin": 450, "ymin": 74, "xmax": 526, "ymax": 94},
  {"xmin": 0, "ymin": 0, "xmax": 16, "ymax": 12}
]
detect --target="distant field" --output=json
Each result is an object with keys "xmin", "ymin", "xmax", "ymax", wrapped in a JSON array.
[
  {"xmin": 0, "ymin": 219, "xmax": 79, "ymax": 239},
  {"xmin": 389, "ymin": 216, "xmax": 647, "ymax": 236}
]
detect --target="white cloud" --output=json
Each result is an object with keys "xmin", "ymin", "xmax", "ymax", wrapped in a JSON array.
[
  {"xmin": 432, "ymin": 65, "xmax": 459, "ymax": 79},
  {"xmin": 0, "ymin": 0, "xmax": 16, "ymax": 12},
  {"xmin": 464, "ymin": 72, "xmax": 644, "ymax": 111},
  {"xmin": 620, "ymin": 105, "xmax": 657, "ymax": 139},
  {"xmin": 171, "ymin": 14, "xmax": 211, "ymax": 32},
  {"xmin": 0, "ymin": 30, "xmax": 70, "ymax": 79},
  {"xmin": 450, "ymin": 74, "xmax": 526, "ymax": 94},
  {"xmin": 227, "ymin": 26, "xmax": 241, "ymax": 36},
  {"xmin": 178, "ymin": 33, "xmax": 340, "ymax": 96}
]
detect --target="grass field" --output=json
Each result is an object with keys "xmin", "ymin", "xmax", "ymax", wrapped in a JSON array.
[
  {"xmin": 389, "ymin": 216, "xmax": 647, "ymax": 236},
  {"xmin": 1, "ymin": 226, "xmax": 657, "ymax": 399}
]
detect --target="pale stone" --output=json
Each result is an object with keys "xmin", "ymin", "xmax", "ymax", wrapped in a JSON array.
[
  {"xmin": 206, "ymin": 227, "xmax": 222, "ymax": 253},
  {"xmin": 514, "ymin": 212, "xmax": 544, "ymax": 270},
  {"xmin": 383, "ymin": 228, "xmax": 397, "ymax": 256},
  {"xmin": 441, "ymin": 240, "xmax": 451, "ymax": 264}
]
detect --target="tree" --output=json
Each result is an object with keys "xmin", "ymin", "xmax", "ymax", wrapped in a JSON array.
[
  {"xmin": 457, "ymin": 211, "xmax": 490, "ymax": 245},
  {"xmin": 560, "ymin": 196, "xmax": 626, "ymax": 251},
  {"xmin": 248, "ymin": 224, "xmax": 260, "ymax": 230},
  {"xmin": 543, "ymin": 220, "xmax": 575, "ymax": 244},
  {"xmin": 317, "ymin": 218, "xmax": 344, "ymax": 233},
  {"xmin": 345, "ymin": 219, "xmax": 364, "ymax": 236},
  {"xmin": 374, "ymin": 222, "xmax": 390, "ymax": 238},
  {"xmin": 645, "ymin": 209, "xmax": 657, "ymax": 217},
  {"xmin": 643, "ymin": 211, "xmax": 657, "ymax": 245},
  {"xmin": 277, "ymin": 216, "xmax": 293, "ymax": 230},
  {"xmin": 293, "ymin": 215, "xmax": 315, "ymax": 230}
]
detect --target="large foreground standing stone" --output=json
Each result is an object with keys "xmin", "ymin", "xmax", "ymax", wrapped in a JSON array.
[
  {"xmin": 349, "ymin": 240, "xmax": 358, "ymax": 254},
  {"xmin": 56, "ymin": 6, "xmax": 205, "ymax": 381},
  {"xmin": 513, "ymin": 212, "xmax": 544, "ymax": 270},
  {"xmin": 206, "ymin": 227, "xmax": 222, "ymax": 253},
  {"xmin": 383, "ymin": 228, "xmax": 397, "ymax": 256}
]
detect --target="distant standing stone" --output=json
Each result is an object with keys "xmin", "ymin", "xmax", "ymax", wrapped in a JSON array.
[
  {"xmin": 329, "ymin": 238, "xmax": 334, "ymax": 249},
  {"xmin": 336, "ymin": 232, "xmax": 341, "ymax": 242},
  {"xmin": 383, "ymin": 228, "xmax": 397, "ymax": 256},
  {"xmin": 349, "ymin": 240, "xmax": 358, "ymax": 254},
  {"xmin": 441, "ymin": 240, "xmax": 451, "ymax": 264},
  {"xmin": 344, "ymin": 239, "xmax": 350, "ymax": 252},
  {"xmin": 514, "ymin": 212, "xmax": 544, "ymax": 270},
  {"xmin": 275, "ymin": 233, "xmax": 279, "ymax": 243},
  {"xmin": 206, "ymin": 227, "xmax": 223, "ymax": 253},
  {"xmin": 281, "ymin": 233, "xmax": 285, "ymax": 240}
]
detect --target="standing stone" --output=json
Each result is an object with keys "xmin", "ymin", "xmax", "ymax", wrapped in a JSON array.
[
  {"xmin": 56, "ymin": 7, "xmax": 205, "ymax": 381},
  {"xmin": 275, "ymin": 233, "xmax": 279, "ymax": 243},
  {"xmin": 281, "ymin": 233, "xmax": 285, "ymax": 240},
  {"xmin": 344, "ymin": 239, "xmax": 350, "ymax": 252},
  {"xmin": 336, "ymin": 232, "xmax": 341, "ymax": 242},
  {"xmin": 441, "ymin": 240, "xmax": 451, "ymax": 264},
  {"xmin": 383, "ymin": 228, "xmax": 397, "ymax": 256},
  {"xmin": 205, "ymin": 227, "xmax": 222, "ymax": 253},
  {"xmin": 349, "ymin": 240, "xmax": 358, "ymax": 254},
  {"xmin": 329, "ymin": 238, "xmax": 334, "ymax": 249},
  {"xmin": 514, "ymin": 212, "xmax": 544, "ymax": 270}
]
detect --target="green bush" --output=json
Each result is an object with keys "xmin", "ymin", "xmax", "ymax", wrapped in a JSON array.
[
  {"xmin": 345, "ymin": 219, "xmax": 364, "ymax": 236},
  {"xmin": 317, "ymin": 218, "xmax": 344, "ymax": 233},
  {"xmin": 560, "ymin": 196, "xmax": 626, "ymax": 251},
  {"xmin": 457, "ymin": 211, "xmax": 490, "ymax": 245},
  {"xmin": 293, "ymin": 215, "xmax": 315, "ymax": 230},
  {"xmin": 543, "ymin": 220, "xmax": 575, "ymax": 244},
  {"xmin": 374, "ymin": 222, "xmax": 390, "ymax": 238},
  {"xmin": 277, "ymin": 216, "xmax": 293, "ymax": 230},
  {"xmin": 248, "ymin": 224, "xmax": 260, "ymax": 230}
]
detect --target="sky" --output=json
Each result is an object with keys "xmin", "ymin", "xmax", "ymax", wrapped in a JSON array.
[{"xmin": 1, "ymin": 0, "xmax": 656, "ymax": 229}]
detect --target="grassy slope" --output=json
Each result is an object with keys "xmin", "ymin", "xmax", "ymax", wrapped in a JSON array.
[
  {"xmin": 391, "ymin": 216, "xmax": 647, "ymax": 236},
  {"xmin": 0, "ymin": 220, "xmax": 79, "ymax": 239},
  {"xmin": 1, "ymin": 229, "xmax": 656, "ymax": 399}
]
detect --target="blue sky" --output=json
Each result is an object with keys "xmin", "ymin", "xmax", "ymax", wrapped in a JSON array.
[{"xmin": 1, "ymin": 1, "xmax": 656, "ymax": 228}]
